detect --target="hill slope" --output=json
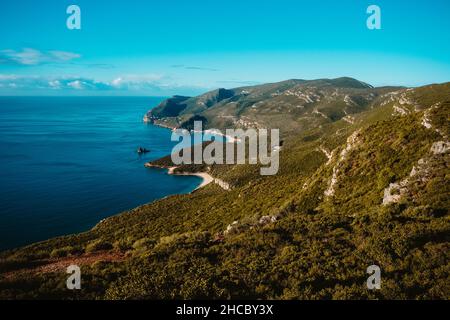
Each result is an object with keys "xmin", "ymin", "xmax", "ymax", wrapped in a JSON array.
[
  {"xmin": 145, "ymin": 77, "xmax": 401, "ymax": 135},
  {"xmin": 0, "ymin": 80, "xmax": 448, "ymax": 300}
]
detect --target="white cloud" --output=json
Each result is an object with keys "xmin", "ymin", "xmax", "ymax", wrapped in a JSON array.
[
  {"xmin": 48, "ymin": 51, "xmax": 81, "ymax": 61},
  {"xmin": 67, "ymin": 80, "xmax": 83, "ymax": 89},
  {"xmin": 0, "ymin": 48, "xmax": 43, "ymax": 65},
  {"xmin": 171, "ymin": 64, "xmax": 218, "ymax": 71},
  {"xmin": 0, "ymin": 74, "xmax": 207, "ymax": 95},
  {"xmin": 0, "ymin": 74, "xmax": 19, "ymax": 80},
  {"xmin": 111, "ymin": 77, "xmax": 123, "ymax": 87},
  {"xmin": 108, "ymin": 74, "xmax": 166, "ymax": 90},
  {"xmin": 48, "ymin": 80, "xmax": 61, "ymax": 88},
  {"xmin": 0, "ymin": 48, "xmax": 81, "ymax": 66}
]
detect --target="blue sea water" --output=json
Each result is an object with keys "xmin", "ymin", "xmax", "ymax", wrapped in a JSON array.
[{"xmin": 0, "ymin": 96, "xmax": 202, "ymax": 251}]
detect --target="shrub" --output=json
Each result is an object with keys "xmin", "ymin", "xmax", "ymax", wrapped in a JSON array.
[
  {"xmin": 50, "ymin": 246, "xmax": 76, "ymax": 258},
  {"xmin": 85, "ymin": 240, "xmax": 113, "ymax": 253}
]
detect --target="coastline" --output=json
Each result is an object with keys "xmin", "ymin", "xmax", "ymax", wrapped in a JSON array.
[
  {"xmin": 0, "ymin": 97, "xmax": 177, "ymax": 252},
  {"xmin": 142, "ymin": 118, "xmax": 234, "ymax": 192},
  {"xmin": 194, "ymin": 129, "xmax": 241, "ymax": 143},
  {"xmin": 144, "ymin": 163, "xmax": 214, "ymax": 191},
  {"xmin": 143, "ymin": 118, "xmax": 213, "ymax": 191},
  {"xmin": 147, "ymin": 118, "xmax": 241, "ymax": 143},
  {"xmin": 168, "ymin": 167, "xmax": 214, "ymax": 190},
  {"xmin": 144, "ymin": 163, "xmax": 230, "ymax": 191}
]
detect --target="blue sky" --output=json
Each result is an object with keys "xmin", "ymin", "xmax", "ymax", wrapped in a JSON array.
[{"xmin": 0, "ymin": 0, "xmax": 449, "ymax": 95}]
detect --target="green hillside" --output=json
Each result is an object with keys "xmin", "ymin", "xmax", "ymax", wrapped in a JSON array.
[
  {"xmin": 145, "ymin": 77, "xmax": 401, "ymax": 135},
  {"xmin": 0, "ymin": 80, "xmax": 448, "ymax": 300}
]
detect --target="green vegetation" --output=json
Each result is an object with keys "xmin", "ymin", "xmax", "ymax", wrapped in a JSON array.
[
  {"xmin": 147, "ymin": 77, "xmax": 402, "ymax": 136},
  {"xmin": 0, "ymin": 80, "xmax": 448, "ymax": 300}
]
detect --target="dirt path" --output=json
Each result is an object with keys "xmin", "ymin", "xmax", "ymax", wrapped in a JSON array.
[{"xmin": 1, "ymin": 251, "xmax": 125, "ymax": 280}]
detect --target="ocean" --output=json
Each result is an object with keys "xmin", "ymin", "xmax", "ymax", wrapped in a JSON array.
[{"xmin": 0, "ymin": 96, "xmax": 202, "ymax": 251}]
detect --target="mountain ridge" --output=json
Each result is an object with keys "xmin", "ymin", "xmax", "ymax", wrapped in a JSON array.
[{"xmin": 144, "ymin": 77, "xmax": 402, "ymax": 135}]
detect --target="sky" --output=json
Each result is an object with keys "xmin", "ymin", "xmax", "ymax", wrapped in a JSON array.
[{"xmin": 0, "ymin": 0, "xmax": 449, "ymax": 96}]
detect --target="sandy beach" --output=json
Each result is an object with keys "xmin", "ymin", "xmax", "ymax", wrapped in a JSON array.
[
  {"xmin": 145, "ymin": 163, "xmax": 231, "ymax": 191},
  {"xmin": 166, "ymin": 166, "xmax": 214, "ymax": 190}
]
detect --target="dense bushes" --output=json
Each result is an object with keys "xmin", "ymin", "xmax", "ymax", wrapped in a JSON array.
[{"xmin": 85, "ymin": 240, "xmax": 113, "ymax": 253}]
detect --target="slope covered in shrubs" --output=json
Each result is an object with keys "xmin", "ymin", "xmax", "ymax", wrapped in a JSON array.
[{"xmin": 0, "ymin": 81, "xmax": 448, "ymax": 299}]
